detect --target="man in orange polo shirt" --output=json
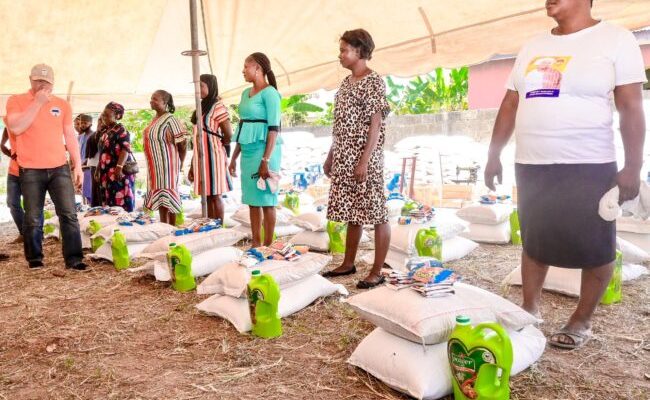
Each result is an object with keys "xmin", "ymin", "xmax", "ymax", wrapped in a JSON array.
[{"xmin": 6, "ymin": 64, "xmax": 86, "ymax": 270}]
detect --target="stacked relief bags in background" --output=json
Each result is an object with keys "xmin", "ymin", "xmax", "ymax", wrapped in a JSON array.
[
  {"xmin": 456, "ymin": 202, "xmax": 513, "ymax": 244},
  {"xmin": 363, "ymin": 208, "xmax": 478, "ymax": 268}
]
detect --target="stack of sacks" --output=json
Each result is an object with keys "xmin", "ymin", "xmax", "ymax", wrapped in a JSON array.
[
  {"xmin": 289, "ymin": 211, "xmax": 329, "ymax": 252},
  {"xmin": 389, "ymin": 135, "xmax": 489, "ymax": 186},
  {"xmin": 89, "ymin": 221, "xmax": 177, "ymax": 262},
  {"xmin": 615, "ymin": 216, "xmax": 650, "ymax": 253},
  {"xmin": 231, "ymin": 205, "xmax": 303, "ymax": 238},
  {"xmin": 187, "ymin": 191, "xmax": 242, "ymax": 222},
  {"xmin": 456, "ymin": 203, "xmax": 513, "ymax": 244},
  {"xmin": 362, "ymin": 209, "xmax": 478, "ymax": 268},
  {"xmin": 503, "ymin": 236, "xmax": 649, "ymax": 297},
  {"xmin": 136, "ymin": 227, "xmax": 246, "ymax": 262},
  {"xmin": 345, "ymin": 283, "xmax": 545, "ymax": 399},
  {"xmin": 137, "ymin": 246, "xmax": 243, "ymax": 282},
  {"xmin": 279, "ymin": 131, "xmax": 331, "ymax": 183},
  {"xmin": 195, "ymin": 252, "xmax": 347, "ymax": 333},
  {"xmin": 47, "ymin": 207, "xmax": 130, "ymax": 248}
]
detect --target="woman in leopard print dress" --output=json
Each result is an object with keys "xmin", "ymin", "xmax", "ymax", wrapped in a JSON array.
[{"xmin": 323, "ymin": 29, "xmax": 391, "ymax": 289}]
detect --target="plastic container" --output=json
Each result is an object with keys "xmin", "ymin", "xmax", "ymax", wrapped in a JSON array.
[
  {"xmin": 448, "ymin": 315, "xmax": 513, "ymax": 400},
  {"xmin": 111, "ymin": 229, "xmax": 130, "ymax": 270},
  {"xmin": 247, "ymin": 270, "xmax": 282, "ymax": 338},
  {"xmin": 414, "ymin": 227, "xmax": 442, "ymax": 261},
  {"xmin": 601, "ymin": 250, "xmax": 623, "ymax": 305},
  {"xmin": 175, "ymin": 210, "xmax": 185, "ymax": 227},
  {"xmin": 167, "ymin": 243, "xmax": 196, "ymax": 292},
  {"xmin": 509, "ymin": 209, "xmax": 521, "ymax": 245},
  {"xmin": 283, "ymin": 191, "xmax": 300, "ymax": 215},
  {"xmin": 260, "ymin": 226, "xmax": 277, "ymax": 243},
  {"xmin": 88, "ymin": 220, "xmax": 104, "ymax": 252},
  {"xmin": 43, "ymin": 223, "xmax": 56, "ymax": 236},
  {"xmin": 401, "ymin": 200, "xmax": 419, "ymax": 217},
  {"xmin": 327, "ymin": 220, "xmax": 347, "ymax": 254}
]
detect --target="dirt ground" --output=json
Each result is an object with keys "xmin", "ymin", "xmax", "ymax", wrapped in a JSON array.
[{"xmin": 0, "ymin": 222, "xmax": 648, "ymax": 400}]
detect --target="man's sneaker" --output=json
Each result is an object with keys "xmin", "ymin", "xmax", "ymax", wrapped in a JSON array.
[
  {"xmin": 28, "ymin": 261, "xmax": 44, "ymax": 270},
  {"xmin": 66, "ymin": 262, "xmax": 87, "ymax": 271}
]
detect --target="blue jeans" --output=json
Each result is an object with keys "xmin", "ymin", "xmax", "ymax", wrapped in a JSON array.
[
  {"xmin": 7, "ymin": 174, "xmax": 45, "ymax": 236},
  {"xmin": 7, "ymin": 174, "xmax": 24, "ymax": 234},
  {"xmin": 20, "ymin": 165, "xmax": 83, "ymax": 267}
]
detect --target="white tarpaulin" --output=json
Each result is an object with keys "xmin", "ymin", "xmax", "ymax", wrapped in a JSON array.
[{"xmin": 1, "ymin": 0, "xmax": 648, "ymax": 114}]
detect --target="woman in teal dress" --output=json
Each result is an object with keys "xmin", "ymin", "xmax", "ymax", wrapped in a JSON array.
[{"xmin": 229, "ymin": 52, "xmax": 282, "ymax": 247}]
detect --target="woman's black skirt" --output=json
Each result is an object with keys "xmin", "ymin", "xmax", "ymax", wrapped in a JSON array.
[{"xmin": 515, "ymin": 162, "xmax": 617, "ymax": 268}]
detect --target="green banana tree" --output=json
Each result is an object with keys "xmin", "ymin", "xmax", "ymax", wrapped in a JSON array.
[
  {"xmin": 384, "ymin": 67, "xmax": 468, "ymax": 115},
  {"xmin": 281, "ymin": 94, "xmax": 323, "ymax": 126}
]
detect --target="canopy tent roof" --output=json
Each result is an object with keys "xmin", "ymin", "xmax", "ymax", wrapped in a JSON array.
[{"xmin": 1, "ymin": 0, "xmax": 649, "ymax": 115}]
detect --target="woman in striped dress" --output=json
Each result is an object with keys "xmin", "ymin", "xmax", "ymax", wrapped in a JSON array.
[
  {"xmin": 188, "ymin": 74, "xmax": 233, "ymax": 222},
  {"xmin": 143, "ymin": 90, "xmax": 187, "ymax": 225}
]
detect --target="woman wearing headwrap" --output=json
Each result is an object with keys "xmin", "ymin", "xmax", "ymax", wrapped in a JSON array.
[
  {"xmin": 95, "ymin": 101, "xmax": 136, "ymax": 212},
  {"xmin": 188, "ymin": 74, "xmax": 233, "ymax": 222}
]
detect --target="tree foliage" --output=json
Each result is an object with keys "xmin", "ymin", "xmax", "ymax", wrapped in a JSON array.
[{"xmin": 386, "ymin": 67, "xmax": 468, "ymax": 115}]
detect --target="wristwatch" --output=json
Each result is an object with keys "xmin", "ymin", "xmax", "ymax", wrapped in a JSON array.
[{"xmin": 261, "ymin": 157, "xmax": 270, "ymax": 163}]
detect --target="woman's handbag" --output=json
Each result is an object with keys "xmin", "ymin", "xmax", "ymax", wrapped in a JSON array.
[{"xmin": 122, "ymin": 152, "xmax": 139, "ymax": 175}]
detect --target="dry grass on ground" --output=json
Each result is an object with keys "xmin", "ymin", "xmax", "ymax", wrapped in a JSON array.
[{"xmin": 0, "ymin": 222, "xmax": 648, "ymax": 400}]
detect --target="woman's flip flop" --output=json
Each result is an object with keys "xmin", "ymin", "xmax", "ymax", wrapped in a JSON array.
[{"xmin": 549, "ymin": 328, "xmax": 592, "ymax": 350}]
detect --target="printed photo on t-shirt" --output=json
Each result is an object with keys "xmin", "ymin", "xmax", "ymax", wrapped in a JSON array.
[{"xmin": 524, "ymin": 56, "xmax": 571, "ymax": 98}]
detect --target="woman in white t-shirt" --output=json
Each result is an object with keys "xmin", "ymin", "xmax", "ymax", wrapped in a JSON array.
[{"xmin": 485, "ymin": 0, "xmax": 646, "ymax": 350}]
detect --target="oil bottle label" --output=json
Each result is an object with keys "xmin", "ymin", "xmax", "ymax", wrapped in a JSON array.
[
  {"xmin": 248, "ymin": 288, "xmax": 264, "ymax": 325},
  {"xmin": 448, "ymin": 339, "xmax": 497, "ymax": 399}
]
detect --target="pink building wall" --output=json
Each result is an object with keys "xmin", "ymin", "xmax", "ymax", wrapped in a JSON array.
[
  {"xmin": 468, "ymin": 58, "xmax": 515, "ymax": 110},
  {"xmin": 468, "ymin": 43, "xmax": 650, "ymax": 110}
]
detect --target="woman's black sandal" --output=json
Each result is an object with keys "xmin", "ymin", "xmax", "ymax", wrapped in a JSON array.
[
  {"xmin": 356, "ymin": 275, "xmax": 385, "ymax": 289},
  {"xmin": 322, "ymin": 265, "xmax": 357, "ymax": 277}
]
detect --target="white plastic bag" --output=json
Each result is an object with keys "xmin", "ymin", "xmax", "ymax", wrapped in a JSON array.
[
  {"xmin": 362, "ymin": 236, "xmax": 478, "ymax": 269},
  {"xmin": 503, "ymin": 263, "xmax": 649, "ymax": 297},
  {"xmin": 93, "ymin": 222, "xmax": 175, "ymax": 243},
  {"xmin": 232, "ymin": 223, "xmax": 304, "ymax": 239},
  {"xmin": 147, "ymin": 247, "xmax": 243, "ymax": 281},
  {"xmin": 232, "ymin": 205, "xmax": 295, "ymax": 227},
  {"xmin": 459, "ymin": 221, "xmax": 511, "ymax": 244},
  {"xmin": 348, "ymin": 325, "xmax": 546, "ymax": 400},
  {"xmin": 289, "ymin": 231, "xmax": 330, "ymax": 252},
  {"xmin": 195, "ymin": 274, "xmax": 348, "ymax": 333},
  {"xmin": 457, "ymin": 203, "xmax": 513, "ymax": 225},
  {"xmin": 290, "ymin": 212, "xmax": 327, "ymax": 232},
  {"xmin": 345, "ymin": 283, "xmax": 537, "ymax": 345},
  {"xmin": 616, "ymin": 236, "xmax": 650, "ymax": 264},
  {"xmin": 196, "ymin": 252, "xmax": 332, "ymax": 296},
  {"xmin": 138, "ymin": 228, "xmax": 246, "ymax": 261}
]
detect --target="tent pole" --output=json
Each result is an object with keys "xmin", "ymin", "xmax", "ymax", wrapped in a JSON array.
[{"xmin": 188, "ymin": 0, "xmax": 208, "ymax": 218}]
